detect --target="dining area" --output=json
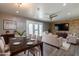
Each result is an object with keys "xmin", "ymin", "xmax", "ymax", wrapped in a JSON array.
[
  {"xmin": 1, "ymin": 29, "xmax": 79, "ymax": 56},
  {"xmin": 0, "ymin": 34, "xmax": 43, "ymax": 56}
]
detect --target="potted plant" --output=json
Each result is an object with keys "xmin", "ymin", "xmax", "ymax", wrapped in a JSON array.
[{"xmin": 15, "ymin": 30, "xmax": 26, "ymax": 37}]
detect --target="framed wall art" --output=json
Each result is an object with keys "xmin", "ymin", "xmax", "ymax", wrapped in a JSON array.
[{"xmin": 3, "ymin": 20, "xmax": 16, "ymax": 30}]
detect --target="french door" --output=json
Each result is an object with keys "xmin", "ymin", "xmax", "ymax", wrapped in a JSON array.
[{"xmin": 28, "ymin": 23, "xmax": 43, "ymax": 36}]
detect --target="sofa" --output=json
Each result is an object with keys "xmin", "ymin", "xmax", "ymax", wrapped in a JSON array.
[{"xmin": 42, "ymin": 33, "xmax": 62, "ymax": 48}]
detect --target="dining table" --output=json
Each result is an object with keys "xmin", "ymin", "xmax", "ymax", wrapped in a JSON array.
[{"xmin": 9, "ymin": 37, "xmax": 43, "ymax": 56}]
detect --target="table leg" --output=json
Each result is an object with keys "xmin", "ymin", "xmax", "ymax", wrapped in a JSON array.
[{"xmin": 40, "ymin": 42, "xmax": 43, "ymax": 56}]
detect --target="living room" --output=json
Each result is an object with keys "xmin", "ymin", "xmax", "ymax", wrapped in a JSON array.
[{"xmin": 0, "ymin": 3, "xmax": 79, "ymax": 56}]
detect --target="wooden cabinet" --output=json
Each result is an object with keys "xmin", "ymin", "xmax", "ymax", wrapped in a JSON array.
[{"xmin": 1, "ymin": 34, "xmax": 15, "ymax": 44}]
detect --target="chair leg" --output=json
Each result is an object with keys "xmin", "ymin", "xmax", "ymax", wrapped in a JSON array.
[
  {"xmin": 27, "ymin": 50, "xmax": 30, "ymax": 56},
  {"xmin": 39, "ymin": 51, "xmax": 40, "ymax": 56},
  {"xmin": 24, "ymin": 51, "xmax": 26, "ymax": 54},
  {"xmin": 27, "ymin": 48, "xmax": 40, "ymax": 56}
]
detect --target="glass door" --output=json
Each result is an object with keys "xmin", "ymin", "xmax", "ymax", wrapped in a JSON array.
[
  {"xmin": 39, "ymin": 24, "xmax": 43, "ymax": 36},
  {"xmin": 34, "ymin": 24, "xmax": 39, "ymax": 36},
  {"xmin": 27, "ymin": 21, "xmax": 43, "ymax": 36},
  {"xmin": 28, "ymin": 23, "xmax": 33, "ymax": 34}
]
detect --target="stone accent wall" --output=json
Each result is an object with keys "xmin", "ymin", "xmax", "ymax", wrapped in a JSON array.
[{"xmin": 50, "ymin": 19, "xmax": 79, "ymax": 34}]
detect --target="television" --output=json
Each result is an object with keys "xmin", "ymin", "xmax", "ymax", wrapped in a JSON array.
[{"xmin": 55, "ymin": 23, "xmax": 69, "ymax": 31}]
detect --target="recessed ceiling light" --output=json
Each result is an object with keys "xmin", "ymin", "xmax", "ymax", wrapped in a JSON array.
[
  {"xmin": 16, "ymin": 10, "xmax": 19, "ymax": 14},
  {"xmin": 63, "ymin": 3, "xmax": 67, "ymax": 6},
  {"xmin": 67, "ymin": 12, "xmax": 71, "ymax": 15}
]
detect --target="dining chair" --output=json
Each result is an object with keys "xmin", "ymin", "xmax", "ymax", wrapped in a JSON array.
[
  {"xmin": 1, "ymin": 37, "xmax": 9, "ymax": 49},
  {"xmin": 30, "ymin": 34, "xmax": 36, "ymax": 40},
  {"xmin": 0, "ymin": 37, "xmax": 10, "ymax": 56},
  {"xmin": 27, "ymin": 35, "xmax": 41, "ymax": 56},
  {"xmin": 27, "ymin": 34, "xmax": 32, "ymax": 40},
  {"xmin": 37, "ymin": 36, "xmax": 42, "ymax": 41}
]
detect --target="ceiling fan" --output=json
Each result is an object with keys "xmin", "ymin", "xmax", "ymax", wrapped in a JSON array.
[
  {"xmin": 49, "ymin": 14, "xmax": 58, "ymax": 20},
  {"xmin": 45, "ymin": 10, "xmax": 62, "ymax": 21}
]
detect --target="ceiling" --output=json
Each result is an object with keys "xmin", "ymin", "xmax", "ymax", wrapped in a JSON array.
[{"xmin": 0, "ymin": 3, "xmax": 79, "ymax": 22}]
